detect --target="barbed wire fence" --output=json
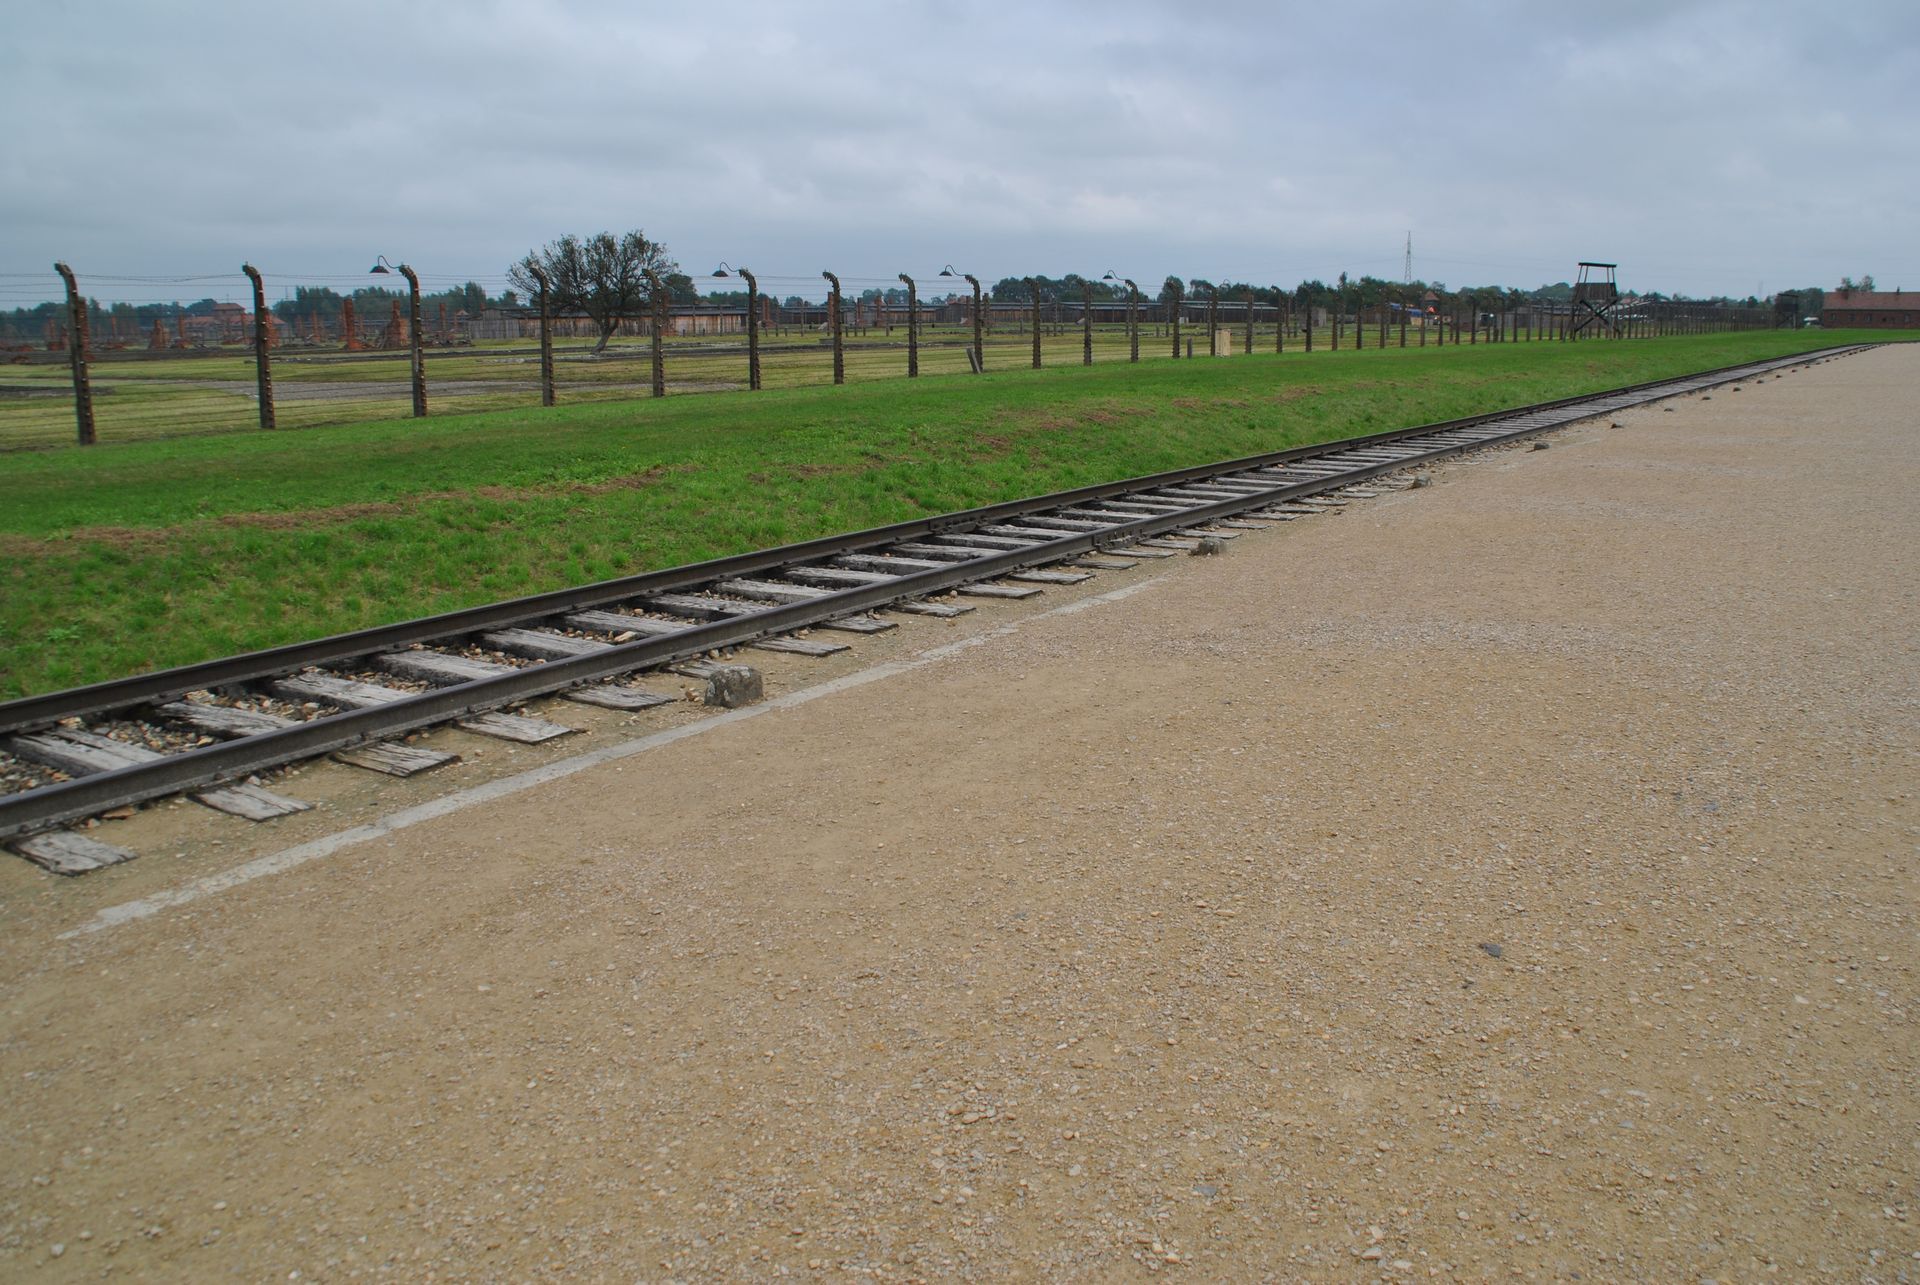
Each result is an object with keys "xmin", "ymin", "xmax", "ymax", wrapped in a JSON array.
[{"xmin": 0, "ymin": 262, "xmax": 1781, "ymax": 450}]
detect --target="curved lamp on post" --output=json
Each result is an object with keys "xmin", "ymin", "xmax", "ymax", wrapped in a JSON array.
[
  {"xmin": 940, "ymin": 265, "xmax": 984, "ymax": 374},
  {"xmin": 644, "ymin": 269, "xmax": 667, "ymax": 396},
  {"xmin": 821, "ymin": 271, "xmax": 844, "ymax": 385},
  {"xmin": 1204, "ymin": 282, "xmax": 1219, "ymax": 357},
  {"xmin": 898, "ymin": 273, "xmax": 919, "ymax": 377},
  {"xmin": 526, "ymin": 263, "xmax": 555, "ymax": 406},
  {"xmin": 369, "ymin": 255, "xmax": 426, "ymax": 417},
  {"xmin": 1103, "ymin": 272, "xmax": 1139, "ymax": 363},
  {"xmin": 712, "ymin": 262, "xmax": 760, "ymax": 390}
]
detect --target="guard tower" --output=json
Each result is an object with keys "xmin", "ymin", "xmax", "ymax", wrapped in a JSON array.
[{"xmin": 1569, "ymin": 262, "xmax": 1623, "ymax": 337}]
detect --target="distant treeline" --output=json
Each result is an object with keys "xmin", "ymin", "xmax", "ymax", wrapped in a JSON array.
[
  {"xmin": 5, "ymin": 275, "xmax": 1824, "ymax": 340},
  {"xmin": 985, "ymin": 273, "xmax": 1788, "ymax": 313},
  {"xmin": 1, "ymin": 281, "xmax": 520, "ymax": 340}
]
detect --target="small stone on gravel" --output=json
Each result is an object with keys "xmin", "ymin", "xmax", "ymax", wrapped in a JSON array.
[{"xmin": 703, "ymin": 665, "xmax": 763, "ymax": 708}]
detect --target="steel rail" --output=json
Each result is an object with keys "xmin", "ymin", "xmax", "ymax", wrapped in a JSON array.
[{"xmin": 0, "ymin": 345, "xmax": 1868, "ymax": 841}]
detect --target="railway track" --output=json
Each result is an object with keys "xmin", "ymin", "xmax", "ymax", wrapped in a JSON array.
[{"xmin": 1, "ymin": 346, "xmax": 1868, "ymax": 872}]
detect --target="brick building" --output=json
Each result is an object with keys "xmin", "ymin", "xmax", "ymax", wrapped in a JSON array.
[{"xmin": 1823, "ymin": 287, "xmax": 1917, "ymax": 328}]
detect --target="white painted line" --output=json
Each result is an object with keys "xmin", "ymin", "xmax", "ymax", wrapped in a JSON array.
[{"xmin": 62, "ymin": 575, "xmax": 1169, "ymax": 939}]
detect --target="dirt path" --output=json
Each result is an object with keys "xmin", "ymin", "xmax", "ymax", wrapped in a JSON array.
[{"xmin": 2, "ymin": 347, "xmax": 1914, "ymax": 1280}]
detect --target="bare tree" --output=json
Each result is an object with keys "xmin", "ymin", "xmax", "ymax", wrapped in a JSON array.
[{"xmin": 509, "ymin": 231, "xmax": 678, "ymax": 354}]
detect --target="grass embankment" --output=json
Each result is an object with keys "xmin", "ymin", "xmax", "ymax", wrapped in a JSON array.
[{"xmin": 0, "ymin": 330, "xmax": 1876, "ymax": 699}]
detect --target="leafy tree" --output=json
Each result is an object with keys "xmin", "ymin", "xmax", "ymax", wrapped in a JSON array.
[
  {"xmin": 985, "ymin": 276, "xmax": 1041, "ymax": 303},
  {"xmin": 453, "ymin": 281, "xmax": 489, "ymax": 315},
  {"xmin": 1159, "ymin": 276, "xmax": 1184, "ymax": 306},
  {"xmin": 508, "ymin": 230, "xmax": 679, "ymax": 353},
  {"xmin": 274, "ymin": 285, "xmax": 344, "ymax": 326},
  {"xmin": 1056, "ymin": 273, "xmax": 1120, "ymax": 301},
  {"xmin": 989, "ymin": 274, "xmax": 1122, "ymax": 303},
  {"xmin": 664, "ymin": 273, "xmax": 698, "ymax": 305}
]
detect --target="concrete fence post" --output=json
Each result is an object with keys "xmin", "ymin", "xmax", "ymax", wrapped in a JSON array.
[
  {"xmin": 645, "ymin": 269, "xmax": 667, "ymax": 397},
  {"xmin": 52, "ymin": 261, "xmax": 95, "ymax": 445},
  {"xmin": 528, "ymin": 263, "xmax": 555, "ymax": 406},
  {"xmin": 822, "ymin": 271, "xmax": 844, "ymax": 385},
  {"xmin": 963, "ymin": 273, "xmax": 983, "ymax": 373},
  {"xmin": 900, "ymin": 273, "xmax": 918, "ymax": 377},
  {"xmin": 1028, "ymin": 279, "xmax": 1042, "ymax": 369},
  {"xmin": 396, "ymin": 264, "xmax": 426, "ymax": 417},
  {"xmin": 1205, "ymin": 284, "xmax": 1218, "ymax": 357},
  {"xmin": 1082, "ymin": 282, "xmax": 1094, "ymax": 366},
  {"xmin": 1125, "ymin": 279, "xmax": 1139, "ymax": 363},
  {"xmin": 1169, "ymin": 283, "xmax": 1183, "ymax": 358},
  {"xmin": 241, "ymin": 263, "xmax": 277, "ymax": 430},
  {"xmin": 742, "ymin": 266, "xmax": 762, "ymax": 390}
]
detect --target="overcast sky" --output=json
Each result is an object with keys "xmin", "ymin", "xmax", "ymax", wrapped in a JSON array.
[{"xmin": 3, "ymin": 0, "xmax": 1915, "ymax": 307}]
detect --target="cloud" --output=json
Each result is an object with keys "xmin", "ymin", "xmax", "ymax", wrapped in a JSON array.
[{"xmin": 3, "ymin": 0, "xmax": 1916, "ymax": 303}]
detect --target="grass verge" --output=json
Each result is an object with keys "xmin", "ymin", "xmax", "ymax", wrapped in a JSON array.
[{"xmin": 0, "ymin": 330, "xmax": 1879, "ymax": 699}]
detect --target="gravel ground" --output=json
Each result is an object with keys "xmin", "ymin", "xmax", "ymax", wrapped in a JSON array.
[
  {"xmin": 0, "ymin": 346, "xmax": 1914, "ymax": 1280},
  {"xmin": 0, "ymin": 749, "xmax": 67, "ymax": 796}
]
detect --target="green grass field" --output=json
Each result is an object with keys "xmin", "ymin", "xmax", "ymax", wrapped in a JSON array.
[{"xmin": 0, "ymin": 329, "xmax": 1887, "ymax": 700}]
